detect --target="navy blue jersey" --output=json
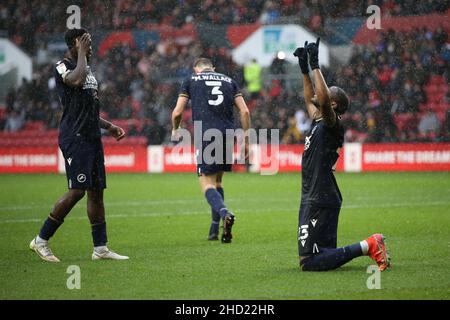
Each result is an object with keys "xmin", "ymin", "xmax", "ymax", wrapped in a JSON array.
[
  {"xmin": 54, "ymin": 58, "xmax": 101, "ymax": 145},
  {"xmin": 301, "ymin": 117, "xmax": 344, "ymax": 208},
  {"xmin": 179, "ymin": 71, "xmax": 242, "ymax": 133}
]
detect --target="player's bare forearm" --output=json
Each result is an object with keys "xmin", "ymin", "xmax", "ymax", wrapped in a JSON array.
[
  {"xmin": 171, "ymin": 96, "xmax": 188, "ymax": 131},
  {"xmin": 99, "ymin": 117, "xmax": 112, "ymax": 130},
  {"xmin": 172, "ymin": 113, "xmax": 182, "ymax": 131},
  {"xmin": 65, "ymin": 34, "xmax": 91, "ymax": 87},
  {"xmin": 303, "ymin": 74, "xmax": 319, "ymax": 119},
  {"xmin": 303, "ymin": 73, "xmax": 314, "ymax": 102},
  {"xmin": 234, "ymin": 95, "xmax": 251, "ymax": 161},
  {"xmin": 312, "ymin": 68, "xmax": 334, "ymax": 125},
  {"xmin": 234, "ymin": 96, "xmax": 250, "ymax": 132},
  {"xmin": 100, "ymin": 117, "xmax": 125, "ymax": 141},
  {"xmin": 239, "ymin": 109, "xmax": 251, "ymax": 132},
  {"xmin": 312, "ymin": 69, "xmax": 330, "ymax": 107},
  {"xmin": 64, "ymin": 54, "xmax": 87, "ymax": 87}
]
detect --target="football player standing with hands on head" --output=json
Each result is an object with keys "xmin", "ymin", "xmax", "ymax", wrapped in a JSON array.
[{"xmin": 29, "ymin": 28, "xmax": 129, "ymax": 262}]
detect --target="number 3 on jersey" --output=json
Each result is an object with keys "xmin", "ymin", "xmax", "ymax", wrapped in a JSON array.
[{"xmin": 205, "ymin": 81, "xmax": 223, "ymax": 106}]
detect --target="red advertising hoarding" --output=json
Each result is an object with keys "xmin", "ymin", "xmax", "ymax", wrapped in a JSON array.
[
  {"xmin": 0, "ymin": 147, "xmax": 58, "ymax": 173},
  {"xmin": 103, "ymin": 144, "xmax": 148, "ymax": 173},
  {"xmin": 361, "ymin": 143, "xmax": 450, "ymax": 172},
  {"xmin": 1, "ymin": 143, "xmax": 449, "ymax": 173}
]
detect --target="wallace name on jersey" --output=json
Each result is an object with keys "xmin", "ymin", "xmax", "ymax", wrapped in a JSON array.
[{"xmin": 192, "ymin": 73, "xmax": 233, "ymax": 83}]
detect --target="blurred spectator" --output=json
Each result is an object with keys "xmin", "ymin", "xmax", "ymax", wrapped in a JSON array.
[
  {"xmin": 282, "ymin": 116, "xmax": 302, "ymax": 144},
  {"xmin": 244, "ymin": 58, "xmax": 263, "ymax": 99},
  {"xmin": 270, "ymin": 51, "xmax": 287, "ymax": 79},
  {"xmin": 418, "ymin": 109, "xmax": 441, "ymax": 140},
  {"xmin": 4, "ymin": 109, "xmax": 25, "ymax": 132},
  {"xmin": 259, "ymin": 0, "xmax": 281, "ymax": 25},
  {"xmin": 294, "ymin": 109, "xmax": 311, "ymax": 136}
]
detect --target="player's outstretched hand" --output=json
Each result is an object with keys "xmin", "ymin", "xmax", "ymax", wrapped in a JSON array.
[
  {"xmin": 306, "ymin": 37, "xmax": 320, "ymax": 70},
  {"xmin": 293, "ymin": 41, "xmax": 309, "ymax": 74},
  {"xmin": 109, "ymin": 124, "xmax": 126, "ymax": 141}
]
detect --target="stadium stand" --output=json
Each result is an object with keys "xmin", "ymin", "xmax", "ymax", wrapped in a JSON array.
[{"xmin": 1, "ymin": 0, "xmax": 449, "ymax": 145}]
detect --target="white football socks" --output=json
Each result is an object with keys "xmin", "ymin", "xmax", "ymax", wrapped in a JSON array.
[
  {"xmin": 94, "ymin": 246, "xmax": 108, "ymax": 253},
  {"xmin": 360, "ymin": 240, "xmax": 369, "ymax": 255},
  {"xmin": 36, "ymin": 235, "xmax": 48, "ymax": 244}
]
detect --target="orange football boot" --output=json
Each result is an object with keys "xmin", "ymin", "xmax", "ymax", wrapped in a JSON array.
[{"xmin": 366, "ymin": 233, "xmax": 391, "ymax": 271}]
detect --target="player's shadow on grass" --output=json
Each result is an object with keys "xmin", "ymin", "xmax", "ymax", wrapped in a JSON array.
[{"xmin": 282, "ymin": 265, "xmax": 367, "ymax": 274}]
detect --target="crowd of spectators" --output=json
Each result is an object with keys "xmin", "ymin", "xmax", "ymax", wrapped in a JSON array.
[
  {"xmin": 230, "ymin": 0, "xmax": 450, "ymax": 35},
  {"xmin": 1, "ymin": 0, "xmax": 268, "ymax": 54},
  {"xmin": 1, "ymin": 1, "xmax": 449, "ymax": 144},
  {"xmin": 2, "ymin": 0, "xmax": 449, "ymax": 54},
  {"xmin": 2, "ymin": 38, "xmax": 245, "ymax": 145},
  {"xmin": 335, "ymin": 27, "xmax": 450, "ymax": 142}
]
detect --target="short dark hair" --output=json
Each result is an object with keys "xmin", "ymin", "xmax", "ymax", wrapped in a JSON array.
[
  {"xmin": 330, "ymin": 86, "xmax": 350, "ymax": 115},
  {"xmin": 65, "ymin": 28, "xmax": 88, "ymax": 49},
  {"xmin": 193, "ymin": 57, "xmax": 213, "ymax": 69}
]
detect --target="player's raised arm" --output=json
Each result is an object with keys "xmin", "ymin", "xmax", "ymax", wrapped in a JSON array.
[
  {"xmin": 306, "ymin": 38, "xmax": 335, "ymax": 127},
  {"xmin": 294, "ymin": 43, "xmax": 320, "ymax": 120},
  {"xmin": 64, "ymin": 33, "xmax": 91, "ymax": 87}
]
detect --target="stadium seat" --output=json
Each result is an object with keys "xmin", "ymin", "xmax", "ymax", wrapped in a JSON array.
[
  {"xmin": 23, "ymin": 121, "xmax": 45, "ymax": 131},
  {"xmin": 394, "ymin": 113, "xmax": 417, "ymax": 132}
]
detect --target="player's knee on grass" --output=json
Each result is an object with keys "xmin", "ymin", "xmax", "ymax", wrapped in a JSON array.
[{"xmin": 299, "ymin": 255, "xmax": 329, "ymax": 272}]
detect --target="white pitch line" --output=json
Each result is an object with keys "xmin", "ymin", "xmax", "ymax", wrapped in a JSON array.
[
  {"xmin": 0, "ymin": 200, "xmax": 449, "ymax": 224},
  {"xmin": 1, "ymin": 196, "xmax": 449, "ymax": 212}
]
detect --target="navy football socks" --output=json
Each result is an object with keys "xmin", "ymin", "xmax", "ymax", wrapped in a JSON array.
[
  {"xmin": 205, "ymin": 188, "xmax": 228, "ymax": 219},
  {"xmin": 216, "ymin": 187, "xmax": 224, "ymax": 201},
  {"xmin": 210, "ymin": 187, "xmax": 224, "ymax": 235},
  {"xmin": 39, "ymin": 215, "xmax": 63, "ymax": 240},
  {"xmin": 301, "ymin": 243, "xmax": 363, "ymax": 271},
  {"xmin": 91, "ymin": 222, "xmax": 108, "ymax": 247}
]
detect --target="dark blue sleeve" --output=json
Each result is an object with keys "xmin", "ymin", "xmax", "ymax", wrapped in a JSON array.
[
  {"xmin": 179, "ymin": 77, "xmax": 191, "ymax": 98},
  {"xmin": 232, "ymin": 79, "xmax": 242, "ymax": 98}
]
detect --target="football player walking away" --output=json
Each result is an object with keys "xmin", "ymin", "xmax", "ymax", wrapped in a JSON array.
[
  {"xmin": 30, "ymin": 28, "xmax": 129, "ymax": 262},
  {"xmin": 171, "ymin": 58, "xmax": 251, "ymax": 243},
  {"xmin": 293, "ymin": 38, "xmax": 390, "ymax": 271}
]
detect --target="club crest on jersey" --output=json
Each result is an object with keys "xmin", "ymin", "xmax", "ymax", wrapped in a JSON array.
[
  {"xmin": 77, "ymin": 174, "xmax": 86, "ymax": 183},
  {"xmin": 304, "ymin": 125, "xmax": 318, "ymax": 151},
  {"xmin": 83, "ymin": 68, "xmax": 98, "ymax": 90}
]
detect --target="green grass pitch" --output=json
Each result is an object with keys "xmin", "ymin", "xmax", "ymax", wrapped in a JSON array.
[{"xmin": 0, "ymin": 172, "xmax": 449, "ymax": 299}]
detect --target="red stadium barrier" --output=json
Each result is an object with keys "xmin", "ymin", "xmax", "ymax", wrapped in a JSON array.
[
  {"xmin": 0, "ymin": 146, "xmax": 58, "ymax": 173},
  {"xmin": 103, "ymin": 144, "xmax": 148, "ymax": 173},
  {"xmin": 361, "ymin": 143, "xmax": 450, "ymax": 172},
  {"xmin": 1, "ymin": 143, "xmax": 450, "ymax": 173}
]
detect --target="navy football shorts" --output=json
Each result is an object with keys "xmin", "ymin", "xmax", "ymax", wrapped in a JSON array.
[
  {"xmin": 196, "ymin": 135, "xmax": 233, "ymax": 176},
  {"xmin": 60, "ymin": 138, "xmax": 106, "ymax": 190},
  {"xmin": 298, "ymin": 203, "xmax": 340, "ymax": 256}
]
